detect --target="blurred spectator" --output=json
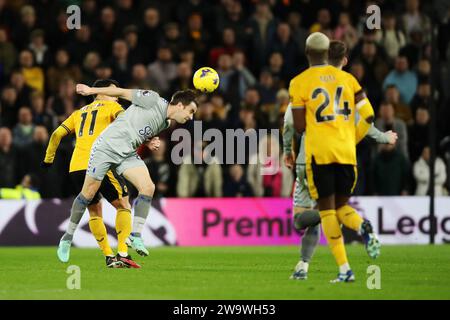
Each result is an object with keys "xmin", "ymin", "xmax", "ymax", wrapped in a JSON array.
[
  {"xmin": 286, "ymin": 11, "xmax": 308, "ymax": 54},
  {"xmin": 0, "ymin": 86, "xmax": 19, "ymax": 128},
  {"xmin": 257, "ymin": 69, "xmax": 277, "ymax": 106},
  {"xmin": 10, "ymin": 69, "xmax": 32, "ymax": 107},
  {"xmin": 408, "ymin": 106, "xmax": 430, "ymax": 162},
  {"xmin": 401, "ymin": 0, "xmax": 431, "ymax": 42},
  {"xmin": 223, "ymin": 164, "xmax": 254, "ymax": 197},
  {"xmin": 168, "ymin": 62, "xmax": 193, "ymax": 94},
  {"xmin": 410, "ymin": 79, "xmax": 431, "ymax": 115},
  {"xmin": 384, "ymin": 84, "xmax": 413, "ymax": 125},
  {"xmin": 247, "ymin": 134, "xmax": 293, "ymax": 197},
  {"xmin": 0, "ymin": 127, "xmax": 19, "ymax": 187},
  {"xmin": 94, "ymin": 62, "xmax": 113, "ymax": 81},
  {"xmin": 413, "ymin": 146, "xmax": 447, "ymax": 196},
  {"xmin": 270, "ymin": 22, "xmax": 303, "ymax": 79},
  {"xmin": 17, "ymin": 125, "xmax": 48, "ymax": 182},
  {"xmin": 215, "ymin": 0, "xmax": 247, "ymax": 45},
  {"xmin": 13, "ymin": 5, "xmax": 37, "ymax": 50},
  {"xmin": 267, "ymin": 52, "xmax": 287, "ymax": 89},
  {"xmin": 110, "ymin": 39, "xmax": 132, "ymax": 85},
  {"xmin": 145, "ymin": 139, "xmax": 172, "ymax": 198},
  {"xmin": 185, "ymin": 13, "xmax": 210, "ymax": 65},
  {"xmin": 232, "ymin": 50, "xmax": 257, "ymax": 99},
  {"xmin": 147, "ymin": 46, "xmax": 177, "ymax": 95},
  {"xmin": 28, "ymin": 29, "xmax": 50, "ymax": 67},
  {"xmin": 19, "ymin": 49, "xmax": 45, "ymax": 92},
  {"xmin": 31, "ymin": 91, "xmax": 55, "ymax": 134},
  {"xmin": 399, "ymin": 29, "xmax": 427, "ymax": 69},
  {"xmin": 123, "ymin": 25, "xmax": 144, "ymax": 65},
  {"xmin": 375, "ymin": 12, "xmax": 406, "ymax": 61},
  {"xmin": 247, "ymin": 0, "xmax": 278, "ymax": 74},
  {"xmin": 13, "ymin": 107, "xmax": 35, "ymax": 148},
  {"xmin": 358, "ymin": 41, "xmax": 390, "ymax": 98},
  {"xmin": 0, "ymin": 27, "xmax": 17, "ymax": 78},
  {"xmin": 371, "ymin": 144, "xmax": 410, "ymax": 195},
  {"xmin": 375, "ymin": 102, "xmax": 409, "ymax": 159},
  {"xmin": 209, "ymin": 28, "xmax": 238, "ymax": 67},
  {"xmin": 66, "ymin": 25, "xmax": 98, "ymax": 65},
  {"xmin": 140, "ymin": 7, "xmax": 162, "ymax": 64},
  {"xmin": 46, "ymin": 49, "xmax": 82, "ymax": 94},
  {"xmin": 129, "ymin": 64, "xmax": 152, "ymax": 89},
  {"xmin": 196, "ymin": 100, "xmax": 226, "ymax": 132},
  {"xmin": 81, "ymin": 51, "xmax": 101, "ymax": 85},
  {"xmin": 116, "ymin": 0, "xmax": 137, "ymax": 30},
  {"xmin": 47, "ymin": 78, "xmax": 82, "ymax": 122},
  {"xmin": 383, "ymin": 55, "xmax": 418, "ymax": 105},
  {"xmin": 177, "ymin": 142, "xmax": 223, "ymax": 198},
  {"xmin": 96, "ymin": 6, "xmax": 120, "ymax": 58},
  {"xmin": 160, "ymin": 23, "xmax": 184, "ymax": 61},
  {"xmin": 334, "ymin": 11, "xmax": 359, "ymax": 51},
  {"xmin": 310, "ymin": 8, "xmax": 332, "ymax": 36}
]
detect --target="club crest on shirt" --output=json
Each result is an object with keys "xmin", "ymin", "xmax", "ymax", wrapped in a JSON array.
[{"xmin": 139, "ymin": 125, "xmax": 154, "ymax": 139}]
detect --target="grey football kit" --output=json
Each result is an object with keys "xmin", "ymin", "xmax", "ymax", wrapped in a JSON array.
[
  {"xmin": 68, "ymin": 89, "xmax": 171, "ymax": 250},
  {"xmin": 87, "ymin": 89, "xmax": 170, "ymax": 181}
]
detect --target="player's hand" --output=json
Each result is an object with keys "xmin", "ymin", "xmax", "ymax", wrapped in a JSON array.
[
  {"xmin": 283, "ymin": 152, "xmax": 295, "ymax": 169},
  {"xmin": 76, "ymin": 84, "xmax": 93, "ymax": 96},
  {"xmin": 385, "ymin": 130, "xmax": 398, "ymax": 145},
  {"xmin": 40, "ymin": 161, "xmax": 52, "ymax": 169},
  {"xmin": 146, "ymin": 137, "xmax": 160, "ymax": 151}
]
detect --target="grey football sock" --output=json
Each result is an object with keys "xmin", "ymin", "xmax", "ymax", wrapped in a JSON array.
[
  {"xmin": 294, "ymin": 209, "xmax": 321, "ymax": 230},
  {"xmin": 132, "ymin": 194, "xmax": 153, "ymax": 237},
  {"xmin": 301, "ymin": 224, "xmax": 320, "ymax": 263},
  {"xmin": 61, "ymin": 194, "xmax": 92, "ymax": 241}
]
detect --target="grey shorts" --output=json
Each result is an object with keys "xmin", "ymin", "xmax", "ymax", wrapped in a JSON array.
[
  {"xmin": 87, "ymin": 144, "xmax": 145, "ymax": 181},
  {"xmin": 294, "ymin": 164, "xmax": 316, "ymax": 209}
]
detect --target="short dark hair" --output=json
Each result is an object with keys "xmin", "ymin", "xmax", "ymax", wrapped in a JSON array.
[
  {"xmin": 170, "ymin": 89, "xmax": 198, "ymax": 107},
  {"xmin": 92, "ymin": 79, "xmax": 119, "ymax": 88},
  {"xmin": 328, "ymin": 40, "xmax": 347, "ymax": 67}
]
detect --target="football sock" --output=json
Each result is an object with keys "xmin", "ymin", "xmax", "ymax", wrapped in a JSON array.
[
  {"xmin": 336, "ymin": 204, "xmax": 363, "ymax": 232},
  {"xmin": 89, "ymin": 217, "xmax": 113, "ymax": 257},
  {"xmin": 116, "ymin": 208, "xmax": 132, "ymax": 255},
  {"xmin": 61, "ymin": 193, "xmax": 92, "ymax": 241},
  {"xmin": 320, "ymin": 209, "xmax": 348, "ymax": 266},
  {"xmin": 301, "ymin": 224, "xmax": 320, "ymax": 263},
  {"xmin": 132, "ymin": 194, "xmax": 152, "ymax": 237},
  {"xmin": 294, "ymin": 209, "xmax": 321, "ymax": 230}
]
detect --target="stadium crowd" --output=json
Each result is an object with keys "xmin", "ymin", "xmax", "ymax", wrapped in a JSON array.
[{"xmin": 0, "ymin": 0, "xmax": 450, "ymax": 199}]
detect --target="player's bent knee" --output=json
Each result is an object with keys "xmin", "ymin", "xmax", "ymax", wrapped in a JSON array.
[
  {"xmin": 88, "ymin": 202, "xmax": 102, "ymax": 217},
  {"xmin": 138, "ymin": 182, "xmax": 155, "ymax": 197},
  {"xmin": 112, "ymin": 197, "xmax": 131, "ymax": 210}
]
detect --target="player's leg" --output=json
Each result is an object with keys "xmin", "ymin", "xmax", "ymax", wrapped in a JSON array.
[
  {"xmin": 335, "ymin": 165, "xmax": 380, "ymax": 259},
  {"xmin": 101, "ymin": 170, "xmax": 139, "ymax": 267},
  {"xmin": 291, "ymin": 164, "xmax": 321, "ymax": 280},
  {"xmin": 86, "ymin": 198, "xmax": 123, "ymax": 268},
  {"xmin": 116, "ymin": 155, "xmax": 154, "ymax": 260},
  {"xmin": 307, "ymin": 160, "xmax": 353, "ymax": 282},
  {"xmin": 57, "ymin": 170, "xmax": 101, "ymax": 262}
]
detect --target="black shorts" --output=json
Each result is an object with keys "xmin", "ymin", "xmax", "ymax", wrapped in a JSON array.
[
  {"xmin": 306, "ymin": 157, "xmax": 357, "ymax": 200},
  {"xmin": 70, "ymin": 170, "xmax": 128, "ymax": 205}
]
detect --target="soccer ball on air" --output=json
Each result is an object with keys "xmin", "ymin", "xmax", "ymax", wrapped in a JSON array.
[{"xmin": 193, "ymin": 67, "xmax": 220, "ymax": 93}]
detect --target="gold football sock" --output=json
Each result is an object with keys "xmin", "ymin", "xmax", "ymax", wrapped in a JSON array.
[
  {"xmin": 320, "ymin": 209, "xmax": 348, "ymax": 266},
  {"xmin": 116, "ymin": 209, "xmax": 132, "ymax": 255},
  {"xmin": 89, "ymin": 217, "xmax": 113, "ymax": 257},
  {"xmin": 336, "ymin": 204, "xmax": 364, "ymax": 232}
]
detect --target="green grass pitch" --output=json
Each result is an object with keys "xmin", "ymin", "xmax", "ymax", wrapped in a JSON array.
[{"xmin": 1, "ymin": 245, "xmax": 449, "ymax": 300}]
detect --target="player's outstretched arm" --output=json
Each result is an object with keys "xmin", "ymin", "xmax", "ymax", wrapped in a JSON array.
[
  {"xmin": 283, "ymin": 104, "xmax": 295, "ymax": 169},
  {"xmin": 42, "ymin": 126, "xmax": 70, "ymax": 167},
  {"xmin": 76, "ymin": 84, "xmax": 132, "ymax": 101}
]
